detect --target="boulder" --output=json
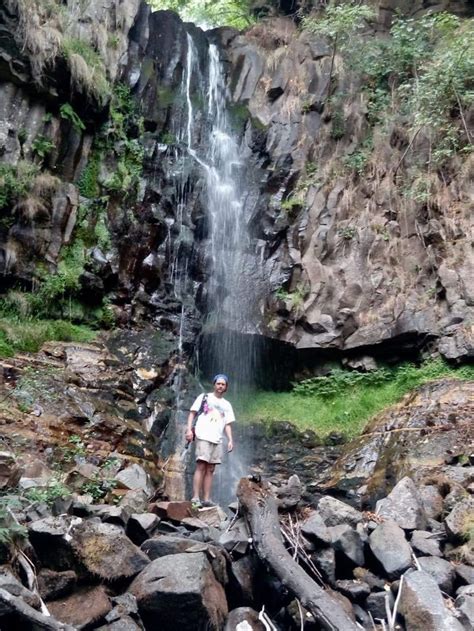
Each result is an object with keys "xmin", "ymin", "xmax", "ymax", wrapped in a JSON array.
[
  {"xmin": 444, "ymin": 497, "xmax": 474, "ymax": 542},
  {"xmin": 411, "ymin": 530, "xmax": 443, "ymax": 557},
  {"xmin": 399, "ymin": 570, "xmax": 464, "ymax": 630},
  {"xmin": 128, "ymin": 552, "xmax": 228, "ymax": 630},
  {"xmin": 37, "ymin": 569, "xmax": 77, "ymax": 601},
  {"xmin": 230, "ymin": 555, "xmax": 259, "ymax": 605},
  {"xmin": 119, "ymin": 489, "xmax": 150, "ymax": 514},
  {"xmin": 115, "ymin": 465, "xmax": 154, "ymax": 496},
  {"xmin": 219, "ymin": 530, "xmax": 249, "ymax": 556},
  {"xmin": 366, "ymin": 590, "xmax": 394, "ymax": 620},
  {"xmin": 312, "ymin": 546, "xmax": 336, "ymax": 584},
  {"xmin": 329, "ymin": 524, "xmax": 365, "ymax": 567},
  {"xmin": 317, "ymin": 496, "xmax": 363, "ymax": 528},
  {"xmin": 376, "ymin": 477, "xmax": 427, "ymax": 530},
  {"xmin": 151, "ymin": 501, "xmax": 194, "ymax": 522},
  {"xmin": 70, "ymin": 520, "xmax": 149, "ymax": 581},
  {"xmin": 300, "ymin": 511, "xmax": 332, "ymax": 546},
  {"xmin": 28, "ymin": 515, "xmax": 79, "ymax": 571},
  {"xmin": 455, "ymin": 586, "xmax": 474, "ymax": 630},
  {"xmin": 417, "ymin": 557, "xmax": 456, "ymax": 594},
  {"xmin": 126, "ymin": 513, "xmax": 159, "ymax": 545},
  {"xmin": 47, "ymin": 585, "xmax": 112, "ymax": 629},
  {"xmin": 195, "ymin": 505, "xmax": 227, "ymax": 527},
  {"xmin": 455, "ymin": 563, "xmax": 474, "ymax": 585},
  {"xmin": 275, "ymin": 474, "xmax": 303, "ymax": 510},
  {"xmin": 335, "ymin": 579, "xmax": 370, "ymax": 603},
  {"xmin": 419, "ymin": 485, "xmax": 444, "ymax": 520},
  {"xmin": 369, "ymin": 521, "xmax": 413, "ymax": 579},
  {"xmin": 141, "ymin": 534, "xmax": 198, "ymax": 559}
]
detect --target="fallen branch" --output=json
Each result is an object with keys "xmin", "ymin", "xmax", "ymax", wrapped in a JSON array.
[{"xmin": 237, "ymin": 478, "xmax": 359, "ymax": 631}]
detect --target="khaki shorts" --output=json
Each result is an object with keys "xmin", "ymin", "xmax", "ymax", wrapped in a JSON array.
[{"xmin": 195, "ymin": 439, "xmax": 222, "ymax": 464}]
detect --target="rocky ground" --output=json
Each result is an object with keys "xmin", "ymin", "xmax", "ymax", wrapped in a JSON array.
[{"xmin": 0, "ymin": 341, "xmax": 473, "ymax": 629}]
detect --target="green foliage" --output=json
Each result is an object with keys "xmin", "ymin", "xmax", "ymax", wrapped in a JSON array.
[
  {"xmin": 236, "ymin": 359, "xmax": 474, "ymax": 438},
  {"xmin": 81, "ymin": 475, "xmax": 117, "ymax": 502},
  {"xmin": 31, "ymin": 135, "xmax": 54, "ymax": 160},
  {"xmin": 60, "ymin": 103, "xmax": 86, "ymax": 132},
  {"xmin": 302, "ymin": 3, "xmax": 375, "ymax": 49},
  {"xmin": 147, "ymin": 0, "xmax": 255, "ymax": 29},
  {"xmin": 0, "ymin": 162, "xmax": 39, "ymax": 210},
  {"xmin": 338, "ymin": 225, "xmax": 357, "ymax": 240},
  {"xmin": 78, "ymin": 152, "xmax": 101, "ymax": 199},
  {"xmin": 0, "ymin": 316, "xmax": 96, "ymax": 357},
  {"xmin": 24, "ymin": 478, "xmax": 70, "ymax": 506},
  {"xmin": 61, "ymin": 37, "xmax": 110, "ymax": 104},
  {"xmin": 275, "ymin": 283, "xmax": 307, "ymax": 309},
  {"xmin": 0, "ymin": 497, "xmax": 28, "ymax": 546}
]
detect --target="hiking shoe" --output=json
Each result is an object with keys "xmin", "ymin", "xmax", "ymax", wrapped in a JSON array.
[
  {"xmin": 191, "ymin": 497, "xmax": 202, "ymax": 509},
  {"xmin": 201, "ymin": 500, "xmax": 216, "ymax": 508}
]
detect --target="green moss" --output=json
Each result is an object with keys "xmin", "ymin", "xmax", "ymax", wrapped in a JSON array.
[{"xmin": 78, "ymin": 152, "xmax": 101, "ymax": 199}]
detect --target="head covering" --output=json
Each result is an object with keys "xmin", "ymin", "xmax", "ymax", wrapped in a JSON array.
[{"xmin": 213, "ymin": 374, "xmax": 229, "ymax": 385}]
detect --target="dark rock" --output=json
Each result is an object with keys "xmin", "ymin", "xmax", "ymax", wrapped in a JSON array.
[
  {"xmin": 28, "ymin": 515, "xmax": 78, "ymax": 572},
  {"xmin": 369, "ymin": 521, "xmax": 413, "ymax": 579},
  {"xmin": 317, "ymin": 496, "xmax": 362, "ymax": 528},
  {"xmin": 70, "ymin": 520, "xmax": 149, "ymax": 581},
  {"xmin": 335, "ymin": 579, "xmax": 370, "ymax": 602},
  {"xmin": 225, "ymin": 606, "xmax": 265, "ymax": 630},
  {"xmin": 47, "ymin": 585, "xmax": 112, "ymax": 629},
  {"xmin": 126, "ymin": 513, "xmax": 159, "ymax": 545},
  {"xmin": 353, "ymin": 567, "xmax": 386, "ymax": 591},
  {"xmin": 275, "ymin": 474, "xmax": 303, "ymax": 510},
  {"xmin": 455, "ymin": 586, "xmax": 474, "ymax": 630},
  {"xmin": 230, "ymin": 555, "xmax": 259, "ymax": 606},
  {"xmin": 418, "ymin": 557, "xmax": 456, "ymax": 594},
  {"xmin": 329, "ymin": 524, "xmax": 365, "ymax": 567},
  {"xmin": 399, "ymin": 570, "xmax": 464, "ymax": 630},
  {"xmin": 455, "ymin": 563, "xmax": 474, "ymax": 585},
  {"xmin": 366, "ymin": 590, "xmax": 394, "ymax": 620},
  {"xmin": 411, "ymin": 530, "xmax": 443, "ymax": 557},
  {"xmin": 128, "ymin": 552, "xmax": 228, "ymax": 631},
  {"xmin": 141, "ymin": 534, "xmax": 198, "ymax": 559},
  {"xmin": 151, "ymin": 501, "xmax": 194, "ymax": 522},
  {"xmin": 119, "ymin": 489, "xmax": 150, "ymax": 514},
  {"xmin": 352, "ymin": 604, "xmax": 372, "ymax": 628},
  {"xmin": 0, "ymin": 566, "xmax": 40, "ymax": 609},
  {"xmin": 97, "ymin": 617, "xmax": 143, "ymax": 630},
  {"xmin": 312, "ymin": 546, "xmax": 336, "ymax": 584},
  {"xmin": 376, "ymin": 476, "xmax": 427, "ymax": 530},
  {"xmin": 300, "ymin": 511, "xmax": 332, "ymax": 546},
  {"xmin": 37, "ymin": 569, "xmax": 77, "ymax": 601},
  {"xmin": 0, "ymin": 587, "xmax": 73, "ymax": 630},
  {"xmin": 419, "ymin": 485, "xmax": 444, "ymax": 520},
  {"xmin": 115, "ymin": 465, "xmax": 153, "ymax": 496},
  {"xmin": 219, "ymin": 530, "xmax": 249, "ymax": 556},
  {"xmin": 445, "ymin": 497, "xmax": 474, "ymax": 542}
]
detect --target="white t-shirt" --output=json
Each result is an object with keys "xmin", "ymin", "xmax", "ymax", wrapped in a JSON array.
[{"xmin": 190, "ymin": 392, "xmax": 235, "ymax": 445}]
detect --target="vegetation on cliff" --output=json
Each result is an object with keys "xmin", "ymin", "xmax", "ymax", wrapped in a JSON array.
[{"xmin": 237, "ymin": 359, "xmax": 474, "ymax": 437}]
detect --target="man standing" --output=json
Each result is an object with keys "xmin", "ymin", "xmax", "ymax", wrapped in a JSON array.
[{"xmin": 186, "ymin": 374, "xmax": 234, "ymax": 508}]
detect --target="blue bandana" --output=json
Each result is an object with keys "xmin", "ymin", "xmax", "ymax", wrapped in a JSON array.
[{"xmin": 213, "ymin": 373, "xmax": 229, "ymax": 385}]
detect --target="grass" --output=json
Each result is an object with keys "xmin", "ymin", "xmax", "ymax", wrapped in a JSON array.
[
  {"xmin": 234, "ymin": 359, "xmax": 474, "ymax": 439},
  {"xmin": 0, "ymin": 316, "xmax": 97, "ymax": 357}
]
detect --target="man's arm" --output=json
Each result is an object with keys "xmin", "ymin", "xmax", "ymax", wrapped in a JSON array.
[
  {"xmin": 186, "ymin": 411, "xmax": 197, "ymax": 442},
  {"xmin": 225, "ymin": 423, "xmax": 233, "ymax": 452}
]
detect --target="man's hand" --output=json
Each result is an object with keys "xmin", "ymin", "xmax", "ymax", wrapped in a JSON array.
[
  {"xmin": 185, "ymin": 429, "xmax": 194, "ymax": 442},
  {"xmin": 227, "ymin": 439, "xmax": 233, "ymax": 453}
]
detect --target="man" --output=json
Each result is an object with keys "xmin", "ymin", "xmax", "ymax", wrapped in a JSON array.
[{"xmin": 186, "ymin": 374, "xmax": 235, "ymax": 508}]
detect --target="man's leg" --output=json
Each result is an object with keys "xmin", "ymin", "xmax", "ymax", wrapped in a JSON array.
[
  {"xmin": 192, "ymin": 460, "xmax": 207, "ymax": 500},
  {"xmin": 202, "ymin": 463, "xmax": 215, "ymax": 501}
]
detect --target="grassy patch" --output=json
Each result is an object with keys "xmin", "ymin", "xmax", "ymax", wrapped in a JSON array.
[
  {"xmin": 234, "ymin": 360, "xmax": 474, "ymax": 439},
  {"xmin": 0, "ymin": 317, "xmax": 96, "ymax": 357}
]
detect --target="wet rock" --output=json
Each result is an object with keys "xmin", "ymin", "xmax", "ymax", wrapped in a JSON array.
[
  {"xmin": 300, "ymin": 511, "xmax": 332, "ymax": 546},
  {"xmin": 0, "ymin": 587, "xmax": 73, "ymax": 630},
  {"xmin": 376, "ymin": 476, "xmax": 427, "ymax": 530},
  {"xmin": 126, "ymin": 513, "xmax": 160, "ymax": 545},
  {"xmin": 369, "ymin": 521, "xmax": 413, "ymax": 579},
  {"xmin": 317, "ymin": 496, "xmax": 363, "ymax": 528},
  {"xmin": 47, "ymin": 585, "xmax": 112, "ymax": 629},
  {"xmin": 399, "ymin": 570, "xmax": 464, "ymax": 630},
  {"xmin": 230, "ymin": 555, "xmax": 259, "ymax": 605},
  {"xmin": 0, "ymin": 451, "xmax": 22, "ymax": 489},
  {"xmin": 224, "ymin": 606, "xmax": 265, "ymax": 630},
  {"xmin": 28, "ymin": 515, "xmax": 79, "ymax": 571},
  {"xmin": 411, "ymin": 530, "xmax": 443, "ymax": 557},
  {"xmin": 70, "ymin": 520, "xmax": 149, "ymax": 581},
  {"xmin": 115, "ymin": 465, "xmax": 154, "ymax": 496},
  {"xmin": 37, "ymin": 569, "xmax": 77, "ymax": 601},
  {"xmin": 128, "ymin": 552, "xmax": 228, "ymax": 631},
  {"xmin": 418, "ymin": 557, "xmax": 455, "ymax": 594},
  {"xmin": 445, "ymin": 497, "xmax": 474, "ymax": 542}
]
